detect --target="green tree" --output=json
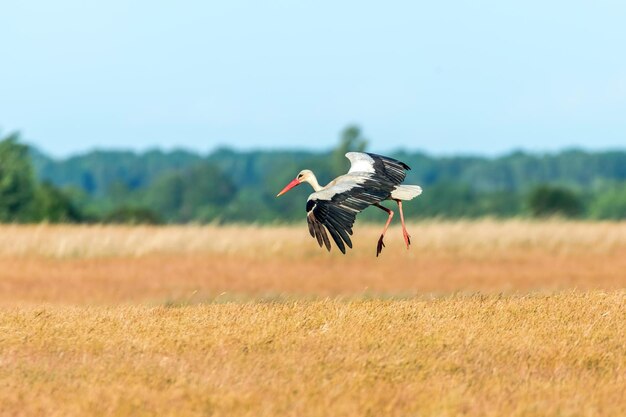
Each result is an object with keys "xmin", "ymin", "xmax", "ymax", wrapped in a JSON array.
[
  {"xmin": 143, "ymin": 172, "xmax": 184, "ymax": 220},
  {"xmin": 332, "ymin": 125, "xmax": 368, "ymax": 176},
  {"xmin": 103, "ymin": 206, "xmax": 163, "ymax": 224},
  {"xmin": 143, "ymin": 162, "xmax": 237, "ymax": 222},
  {"xmin": 34, "ymin": 182, "xmax": 83, "ymax": 223},
  {"xmin": 0, "ymin": 133, "xmax": 38, "ymax": 222},
  {"xmin": 526, "ymin": 185, "xmax": 583, "ymax": 218},
  {"xmin": 589, "ymin": 183, "xmax": 626, "ymax": 219}
]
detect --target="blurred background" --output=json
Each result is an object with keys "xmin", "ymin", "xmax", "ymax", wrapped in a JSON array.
[{"xmin": 1, "ymin": 1, "xmax": 625, "ymax": 224}]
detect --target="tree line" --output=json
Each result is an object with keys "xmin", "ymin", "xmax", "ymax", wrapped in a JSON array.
[{"xmin": 2, "ymin": 128, "xmax": 626, "ymax": 224}]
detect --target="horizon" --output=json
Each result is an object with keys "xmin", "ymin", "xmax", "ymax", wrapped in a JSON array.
[{"xmin": 24, "ymin": 137, "xmax": 626, "ymax": 161}]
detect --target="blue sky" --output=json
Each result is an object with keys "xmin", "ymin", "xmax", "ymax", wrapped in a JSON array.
[{"xmin": 1, "ymin": 1, "xmax": 625, "ymax": 157}]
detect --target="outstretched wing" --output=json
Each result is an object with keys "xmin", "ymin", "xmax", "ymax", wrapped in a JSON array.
[{"xmin": 306, "ymin": 152, "xmax": 411, "ymax": 254}]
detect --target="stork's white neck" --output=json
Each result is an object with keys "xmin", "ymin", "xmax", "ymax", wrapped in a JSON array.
[{"xmin": 304, "ymin": 172, "xmax": 324, "ymax": 192}]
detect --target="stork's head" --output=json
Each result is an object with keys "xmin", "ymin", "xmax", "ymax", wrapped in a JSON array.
[{"xmin": 276, "ymin": 170, "xmax": 313, "ymax": 197}]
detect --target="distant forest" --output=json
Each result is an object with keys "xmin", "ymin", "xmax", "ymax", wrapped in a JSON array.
[{"xmin": 1, "ymin": 127, "xmax": 626, "ymax": 224}]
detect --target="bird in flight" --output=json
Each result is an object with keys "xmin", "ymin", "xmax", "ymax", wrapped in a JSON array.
[{"xmin": 276, "ymin": 152, "xmax": 422, "ymax": 256}]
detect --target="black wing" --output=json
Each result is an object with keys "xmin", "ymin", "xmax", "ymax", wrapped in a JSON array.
[{"xmin": 306, "ymin": 153, "xmax": 411, "ymax": 254}]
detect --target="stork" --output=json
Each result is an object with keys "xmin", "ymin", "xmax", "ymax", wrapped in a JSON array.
[{"xmin": 276, "ymin": 152, "xmax": 422, "ymax": 256}]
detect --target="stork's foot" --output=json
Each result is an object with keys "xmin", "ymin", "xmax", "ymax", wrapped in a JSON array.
[
  {"xmin": 376, "ymin": 235, "xmax": 386, "ymax": 257},
  {"xmin": 403, "ymin": 229, "xmax": 411, "ymax": 249}
]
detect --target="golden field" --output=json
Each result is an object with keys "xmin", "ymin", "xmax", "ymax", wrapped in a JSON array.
[
  {"xmin": 1, "ymin": 220, "xmax": 626, "ymax": 304},
  {"xmin": 0, "ymin": 221, "xmax": 625, "ymax": 416}
]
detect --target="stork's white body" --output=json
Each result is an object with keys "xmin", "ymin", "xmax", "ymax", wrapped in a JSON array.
[{"xmin": 308, "ymin": 174, "xmax": 422, "ymax": 202}]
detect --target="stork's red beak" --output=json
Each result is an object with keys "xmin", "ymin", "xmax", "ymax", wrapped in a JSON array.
[{"xmin": 276, "ymin": 178, "xmax": 301, "ymax": 197}]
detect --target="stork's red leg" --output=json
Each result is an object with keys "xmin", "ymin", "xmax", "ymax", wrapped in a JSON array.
[
  {"xmin": 395, "ymin": 200, "xmax": 411, "ymax": 249},
  {"xmin": 374, "ymin": 203, "xmax": 394, "ymax": 257}
]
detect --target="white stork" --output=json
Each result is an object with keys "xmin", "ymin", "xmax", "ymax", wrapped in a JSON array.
[{"xmin": 276, "ymin": 152, "xmax": 422, "ymax": 256}]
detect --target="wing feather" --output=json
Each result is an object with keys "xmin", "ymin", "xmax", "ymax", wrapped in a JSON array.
[{"xmin": 325, "ymin": 223, "xmax": 346, "ymax": 254}]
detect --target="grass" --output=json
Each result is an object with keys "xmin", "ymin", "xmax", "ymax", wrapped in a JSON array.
[
  {"xmin": 0, "ymin": 221, "xmax": 624, "ymax": 416},
  {"xmin": 0, "ymin": 220, "xmax": 625, "ymax": 305},
  {"xmin": 1, "ymin": 293, "xmax": 624, "ymax": 416},
  {"xmin": 1, "ymin": 219, "xmax": 625, "ymax": 259}
]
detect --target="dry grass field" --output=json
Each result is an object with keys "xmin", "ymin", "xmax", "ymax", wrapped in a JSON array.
[
  {"xmin": 1, "ymin": 220, "xmax": 626, "ymax": 305},
  {"xmin": 0, "ymin": 220, "xmax": 625, "ymax": 416}
]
